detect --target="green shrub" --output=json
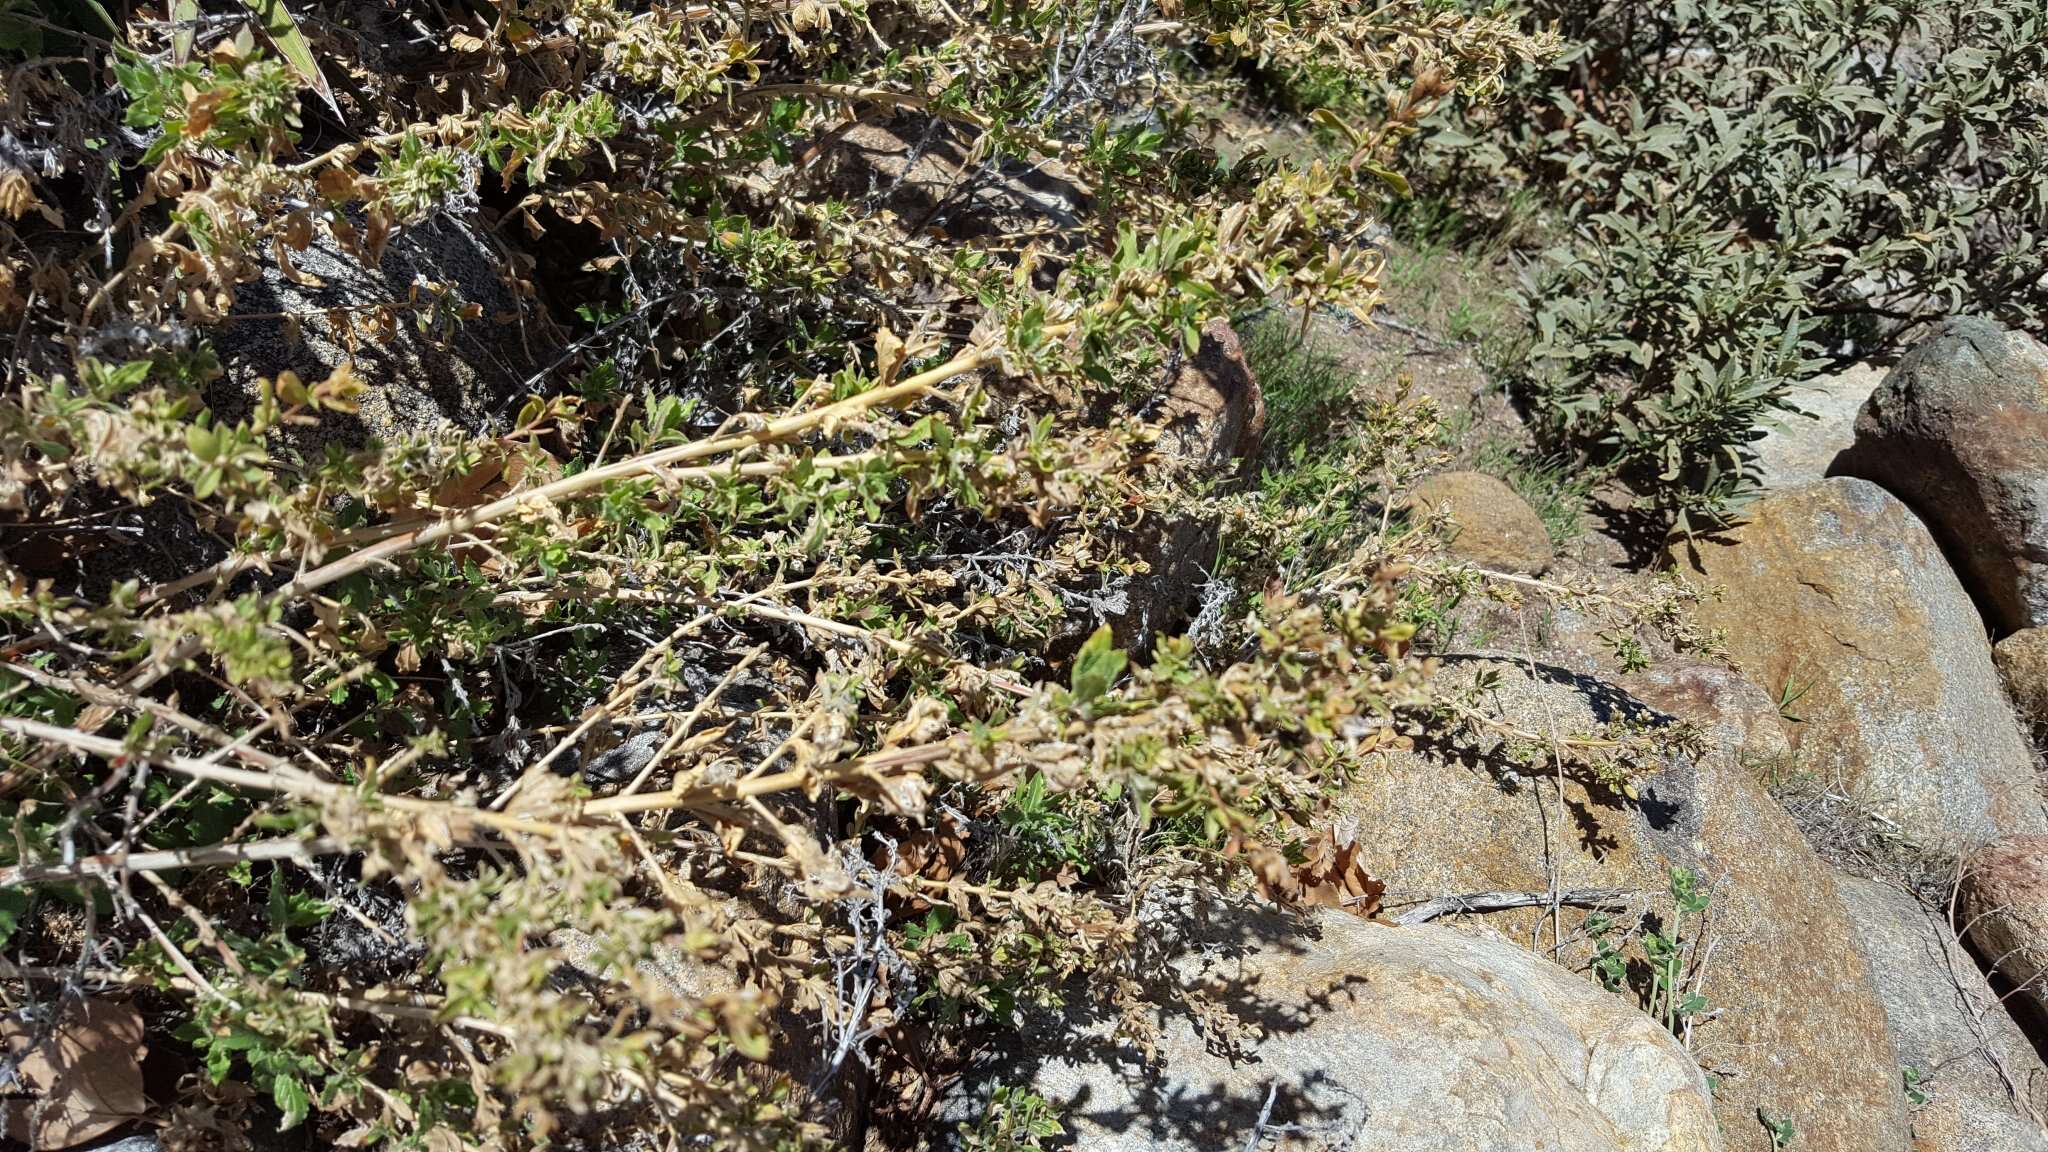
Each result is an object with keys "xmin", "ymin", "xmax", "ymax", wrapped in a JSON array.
[{"xmin": 1419, "ymin": 0, "xmax": 2048, "ymax": 530}]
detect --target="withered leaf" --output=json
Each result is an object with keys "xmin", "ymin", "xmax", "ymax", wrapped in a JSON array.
[
  {"xmin": 272, "ymin": 238, "xmax": 322, "ymax": 287},
  {"xmin": 1238, "ymin": 822, "xmax": 1385, "ymax": 919},
  {"xmin": 1294, "ymin": 822, "xmax": 1384, "ymax": 918},
  {"xmin": 0, "ymin": 999, "xmax": 149, "ymax": 1150},
  {"xmin": 874, "ymin": 325, "xmax": 907, "ymax": 386},
  {"xmin": 315, "ymin": 166, "xmax": 359, "ymax": 203}
]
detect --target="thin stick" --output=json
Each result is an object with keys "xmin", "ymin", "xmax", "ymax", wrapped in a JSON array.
[
  {"xmin": 0, "ymin": 959, "xmax": 513, "ymax": 1039},
  {"xmin": 3, "ymin": 718, "xmax": 338, "ymax": 800},
  {"xmin": 620, "ymin": 644, "xmax": 768, "ymax": 797},
  {"xmin": 250, "ymin": 350, "xmax": 990, "ymax": 601},
  {"xmin": 1240, "ymin": 1082, "xmax": 1280, "ymax": 1152},
  {"xmin": 491, "ymin": 587, "xmax": 915, "ymax": 652},
  {"xmin": 0, "ymin": 718, "xmax": 569, "ymax": 840},
  {"xmin": 129, "ymin": 900, "xmax": 236, "ymax": 1007},
  {"xmin": 137, "ymin": 870, "xmax": 247, "ymax": 976},
  {"xmin": 0, "ymin": 836, "xmax": 348, "ymax": 889},
  {"xmin": 1941, "ymin": 865, "xmax": 2035, "ymax": 1119},
  {"xmin": 490, "ymin": 614, "xmax": 713, "ymax": 809},
  {"xmin": 1, "ymin": 715, "xmax": 989, "ymax": 836},
  {"xmin": 1, "ymin": 662, "xmax": 297, "ymax": 773},
  {"xmin": 1393, "ymin": 887, "xmax": 1636, "ymax": 927},
  {"xmin": 136, "ymin": 349, "xmax": 983, "ymax": 608}
]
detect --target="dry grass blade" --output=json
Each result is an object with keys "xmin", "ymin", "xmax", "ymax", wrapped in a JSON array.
[{"xmin": 239, "ymin": 0, "xmax": 338, "ymax": 116}]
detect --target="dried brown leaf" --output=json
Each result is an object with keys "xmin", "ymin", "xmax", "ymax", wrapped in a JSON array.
[{"xmin": 0, "ymin": 999, "xmax": 149, "ymax": 1150}]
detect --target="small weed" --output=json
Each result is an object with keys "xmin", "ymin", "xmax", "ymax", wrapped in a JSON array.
[
  {"xmin": 1240, "ymin": 313, "xmax": 1357, "ymax": 462},
  {"xmin": 1387, "ymin": 191, "xmax": 1548, "ymax": 266},
  {"xmin": 1586, "ymin": 912, "xmax": 1629, "ymax": 994},
  {"xmin": 997, "ymin": 771, "xmax": 1092, "ymax": 883},
  {"xmin": 1759, "ymin": 1108, "xmax": 1798, "ymax": 1149},
  {"xmin": 1583, "ymin": 866, "xmax": 1713, "ymax": 1041},
  {"xmin": 1379, "ymin": 236, "xmax": 1515, "ymax": 357},
  {"xmin": 959, "ymin": 1086, "xmax": 1065, "ymax": 1152},
  {"xmin": 1775, "ymin": 673, "xmax": 1813, "ymax": 725},
  {"xmin": 1222, "ymin": 315, "xmax": 1449, "ymax": 598},
  {"xmin": 1901, "ymin": 1066, "xmax": 1929, "ymax": 1107},
  {"xmin": 1442, "ymin": 295, "xmax": 1491, "ymax": 345},
  {"xmin": 1646, "ymin": 867, "xmax": 1711, "ymax": 1037}
]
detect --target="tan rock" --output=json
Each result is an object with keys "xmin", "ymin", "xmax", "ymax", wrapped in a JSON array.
[
  {"xmin": 943, "ymin": 901, "xmax": 1722, "ymax": 1152},
  {"xmin": 1624, "ymin": 658, "xmax": 1793, "ymax": 766},
  {"xmin": 1959, "ymin": 835, "xmax": 2048, "ymax": 1015},
  {"xmin": 1527, "ymin": 600, "xmax": 1794, "ymax": 765},
  {"xmin": 1407, "ymin": 470, "xmax": 1554, "ymax": 574},
  {"xmin": 1674, "ymin": 477, "xmax": 2047, "ymax": 850},
  {"xmin": 1996, "ymin": 626, "xmax": 2048, "ymax": 733},
  {"xmin": 1341, "ymin": 656, "xmax": 1910, "ymax": 1152},
  {"xmin": 1428, "ymin": 570, "xmax": 1792, "ymax": 767},
  {"xmin": 1837, "ymin": 874, "xmax": 2048, "ymax": 1152}
]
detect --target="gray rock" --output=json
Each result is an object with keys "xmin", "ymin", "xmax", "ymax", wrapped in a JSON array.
[
  {"xmin": 1838, "ymin": 874, "xmax": 2048, "ymax": 1152},
  {"xmin": 548, "ymin": 925, "xmax": 735, "ymax": 1011},
  {"xmin": 1752, "ymin": 362, "xmax": 1883, "ymax": 492},
  {"xmin": 815, "ymin": 117, "xmax": 1089, "ymax": 253},
  {"xmin": 1833, "ymin": 318, "xmax": 2048, "ymax": 634},
  {"xmin": 939, "ymin": 902, "xmax": 1720, "ymax": 1152},
  {"xmin": 1678, "ymin": 477, "xmax": 2048, "ymax": 851},
  {"xmin": 210, "ymin": 214, "xmax": 553, "ymax": 445},
  {"xmin": 578, "ymin": 728, "xmax": 665, "ymax": 788}
]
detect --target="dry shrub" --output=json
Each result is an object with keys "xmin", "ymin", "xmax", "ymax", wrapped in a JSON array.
[{"xmin": 0, "ymin": 3, "xmax": 1640, "ymax": 1147}]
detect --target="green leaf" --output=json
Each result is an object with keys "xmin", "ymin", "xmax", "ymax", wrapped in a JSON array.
[
  {"xmin": 1308, "ymin": 107, "xmax": 1363, "ymax": 146},
  {"xmin": 170, "ymin": 0, "xmax": 199, "ymax": 62},
  {"xmin": 273, "ymin": 1074, "xmax": 310, "ymax": 1130},
  {"xmin": 266, "ymin": 862, "xmax": 332, "ymax": 929},
  {"xmin": 78, "ymin": 0, "xmax": 117, "ymax": 33},
  {"xmin": 1356, "ymin": 160, "xmax": 1410, "ymax": 197},
  {"xmin": 1068, "ymin": 626, "xmax": 1126, "ymax": 704},
  {"xmin": 0, "ymin": 889, "xmax": 29, "ymax": 949}
]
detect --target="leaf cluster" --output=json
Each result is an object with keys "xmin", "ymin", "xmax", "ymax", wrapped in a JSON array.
[{"xmin": 1416, "ymin": 0, "xmax": 2048, "ymax": 529}]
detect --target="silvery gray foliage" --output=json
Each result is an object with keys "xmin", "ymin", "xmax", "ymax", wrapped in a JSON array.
[{"xmin": 1424, "ymin": 0, "xmax": 2048, "ymax": 531}]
